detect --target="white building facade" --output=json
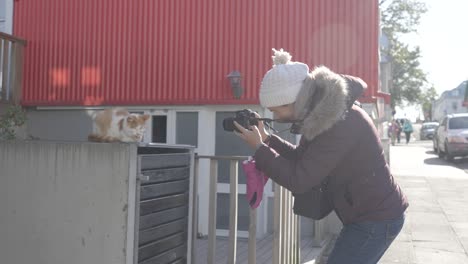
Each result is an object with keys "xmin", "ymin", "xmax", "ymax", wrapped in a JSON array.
[{"xmin": 432, "ymin": 81, "xmax": 468, "ymax": 122}]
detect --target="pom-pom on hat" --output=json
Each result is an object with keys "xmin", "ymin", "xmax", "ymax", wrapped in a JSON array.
[{"xmin": 259, "ymin": 49, "xmax": 309, "ymax": 108}]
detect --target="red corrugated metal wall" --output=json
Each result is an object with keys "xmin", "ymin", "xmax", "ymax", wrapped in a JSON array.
[{"xmin": 14, "ymin": 0, "xmax": 379, "ymax": 106}]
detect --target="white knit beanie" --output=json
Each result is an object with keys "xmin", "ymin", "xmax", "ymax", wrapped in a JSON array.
[{"xmin": 259, "ymin": 49, "xmax": 309, "ymax": 108}]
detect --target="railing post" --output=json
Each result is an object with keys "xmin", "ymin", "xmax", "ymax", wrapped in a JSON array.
[
  {"xmin": 293, "ymin": 205, "xmax": 300, "ymax": 264},
  {"xmin": 191, "ymin": 158, "xmax": 200, "ymax": 264},
  {"xmin": 292, "ymin": 210, "xmax": 296, "ymax": 264},
  {"xmin": 227, "ymin": 160, "xmax": 238, "ymax": 264},
  {"xmin": 9, "ymin": 43, "xmax": 16, "ymax": 103},
  {"xmin": 12, "ymin": 43, "xmax": 24, "ymax": 104},
  {"xmin": 248, "ymin": 208, "xmax": 257, "ymax": 264},
  {"xmin": 283, "ymin": 188, "xmax": 290, "ymax": 264},
  {"xmin": 290, "ymin": 192, "xmax": 294, "ymax": 263},
  {"xmin": 0, "ymin": 39, "xmax": 3, "ymax": 100},
  {"xmin": 282, "ymin": 187, "xmax": 288, "ymax": 264},
  {"xmin": 273, "ymin": 183, "xmax": 282, "ymax": 264},
  {"xmin": 1, "ymin": 40, "xmax": 9, "ymax": 101},
  {"xmin": 291, "ymin": 193, "xmax": 295, "ymax": 264},
  {"xmin": 296, "ymin": 213, "xmax": 301, "ymax": 263},
  {"xmin": 286, "ymin": 191, "xmax": 291, "ymax": 264},
  {"xmin": 291, "ymin": 192, "xmax": 296, "ymax": 264},
  {"xmin": 207, "ymin": 160, "xmax": 218, "ymax": 264}
]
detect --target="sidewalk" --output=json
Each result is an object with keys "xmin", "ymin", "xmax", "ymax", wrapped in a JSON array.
[{"xmin": 380, "ymin": 144, "xmax": 468, "ymax": 264}]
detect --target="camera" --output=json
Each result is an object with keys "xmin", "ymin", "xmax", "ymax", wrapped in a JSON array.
[{"xmin": 223, "ymin": 109, "xmax": 259, "ymax": 132}]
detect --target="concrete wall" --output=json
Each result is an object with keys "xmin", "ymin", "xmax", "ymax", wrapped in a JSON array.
[
  {"xmin": 26, "ymin": 109, "xmax": 93, "ymax": 141},
  {"xmin": 23, "ymin": 106, "xmax": 329, "ymax": 240},
  {"xmin": 0, "ymin": 141, "xmax": 137, "ymax": 264}
]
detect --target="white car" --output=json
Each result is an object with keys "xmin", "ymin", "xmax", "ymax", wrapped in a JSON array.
[{"xmin": 435, "ymin": 113, "xmax": 468, "ymax": 161}]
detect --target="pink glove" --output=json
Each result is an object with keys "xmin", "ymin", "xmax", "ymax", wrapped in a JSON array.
[{"xmin": 241, "ymin": 157, "xmax": 269, "ymax": 209}]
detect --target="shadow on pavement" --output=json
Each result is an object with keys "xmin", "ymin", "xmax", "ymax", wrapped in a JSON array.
[
  {"xmin": 424, "ymin": 156, "xmax": 468, "ymax": 170},
  {"xmin": 454, "ymin": 158, "xmax": 468, "ymax": 171},
  {"xmin": 424, "ymin": 157, "xmax": 453, "ymax": 166}
]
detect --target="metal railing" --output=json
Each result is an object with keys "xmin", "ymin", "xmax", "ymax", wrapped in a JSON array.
[
  {"xmin": 0, "ymin": 32, "xmax": 26, "ymax": 104},
  {"xmin": 193, "ymin": 155, "xmax": 300, "ymax": 264}
]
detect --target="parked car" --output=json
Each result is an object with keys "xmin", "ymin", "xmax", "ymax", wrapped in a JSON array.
[
  {"xmin": 434, "ymin": 113, "xmax": 468, "ymax": 161},
  {"xmin": 420, "ymin": 122, "xmax": 439, "ymax": 140}
]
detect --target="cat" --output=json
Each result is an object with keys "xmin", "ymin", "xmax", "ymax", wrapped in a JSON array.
[{"xmin": 88, "ymin": 108, "xmax": 150, "ymax": 143}]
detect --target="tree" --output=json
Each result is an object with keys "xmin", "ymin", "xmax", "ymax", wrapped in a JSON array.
[
  {"xmin": 379, "ymin": 0, "xmax": 428, "ymax": 108},
  {"xmin": 390, "ymin": 42, "xmax": 427, "ymax": 106},
  {"xmin": 380, "ymin": 0, "xmax": 427, "ymax": 39},
  {"xmin": 420, "ymin": 86, "xmax": 438, "ymax": 121},
  {"xmin": 0, "ymin": 105, "xmax": 27, "ymax": 140}
]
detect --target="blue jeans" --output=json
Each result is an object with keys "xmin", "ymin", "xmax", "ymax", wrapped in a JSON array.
[{"xmin": 327, "ymin": 214, "xmax": 405, "ymax": 264}]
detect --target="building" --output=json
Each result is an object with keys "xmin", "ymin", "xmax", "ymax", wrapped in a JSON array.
[
  {"xmin": 3, "ymin": 0, "xmax": 383, "ymax": 241},
  {"xmin": 0, "ymin": 0, "xmax": 13, "ymax": 33},
  {"xmin": 432, "ymin": 81, "xmax": 468, "ymax": 122}
]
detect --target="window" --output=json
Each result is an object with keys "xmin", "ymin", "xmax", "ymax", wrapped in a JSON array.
[
  {"xmin": 448, "ymin": 116, "xmax": 468, "ymax": 130},
  {"xmin": 0, "ymin": 0, "xmax": 6, "ymax": 21},
  {"xmin": 422, "ymin": 124, "xmax": 438, "ymax": 129},
  {"xmin": 176, "ymin": 112, "xmax": 198, "ymax": 147},
  {"xmin": 152, "ymin": 116, "xmax": 167, "ymax": 143}
]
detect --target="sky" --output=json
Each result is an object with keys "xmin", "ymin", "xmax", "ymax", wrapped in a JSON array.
[
  {"xmin": 402, "ymin": 0, "xmax": 468, "ymax": 95},
  {"xmin": 395, "ymin": 0, "xmax": 468, "ymax": 120}
]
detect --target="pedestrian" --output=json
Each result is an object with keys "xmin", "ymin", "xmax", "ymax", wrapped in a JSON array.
[
  {"xmin": 234, "ymin": 49, "xmax": 408, "ymax": 264},
  {"xmin": 389, "ymin": 119, "xmax": 400, "ymax": 146},
  {"xmin": 396, "ymin": 119, "xmax": 402, "ymax": 143},
  {"xmin": 402, "ymin": 119, "xmax": 413, "ymax": 144}
]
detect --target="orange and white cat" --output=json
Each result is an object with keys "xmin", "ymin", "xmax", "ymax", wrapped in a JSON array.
[{"xmin": 88, "ymin": 108, "xmax": 150, "ymax": 143}]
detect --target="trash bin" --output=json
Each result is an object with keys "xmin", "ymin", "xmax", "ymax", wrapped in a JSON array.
[
  {"xmin": 0, "ymin": 141, "xmax": 195, "ymax": 264},
  {"xmin": 136, "ymin": 143, "xmax": 195, "ymax": 264}
]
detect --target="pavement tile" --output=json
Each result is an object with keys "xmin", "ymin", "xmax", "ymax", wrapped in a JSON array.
[
  {"xmin": 460, "ymin": 237, "xmax": 468, "ymax": 253},
  {"xmin": 409, "ymin": 212, "xmax": 448, "ymax": 226},
  {"xmin": 446, "ymin": 213, "xmax": 468, "ymax": 223},
  {"xmin": 381, "ymin": 241, "xmax": 415, "ymax": 264},
  {"xmin": 413, "ymin": 247, "xmax": 468, "ymax": 264},
  {"xmin": 412, "ymin": 240, "xmax": 465, "ymax": 253},
  {"xmin": 411, "ymin": 224, "xmax": 453, "ymax": 236},
  {"xmin": 382, "ymin": 143, "xmax": 468, "ymax": 264},
  {"xmin": 411, "ymin": 231, "xmax": 456, "ymax": 242},
  {"xmin": 451, "ymin": 223, "xmax": 468, "ymax": 237}
]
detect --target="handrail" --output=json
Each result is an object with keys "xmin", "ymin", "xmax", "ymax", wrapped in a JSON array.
[
  {"xmin": 194, "ymin": 155, "xmax": 300, "ymax": 264},
  {"xmin": 0, "ymin": 32, "xmax": 27, "ymax": 46},
  {"xmin": 0, "ymin": 32, "xmax": 27, "ymax": 104}
]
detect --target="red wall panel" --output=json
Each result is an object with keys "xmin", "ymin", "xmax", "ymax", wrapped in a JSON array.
[{"xmin": 14, "ymin": 0, "xmax": 379, "ymax": 106}]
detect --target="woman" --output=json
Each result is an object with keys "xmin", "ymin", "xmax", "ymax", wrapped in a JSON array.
[
  {"xmin": 402, "ymin": 119, "xmax": 413, "ymax": 144},
  {"xmin": 389, "ymin": 119, "xmax": 402, "ymax": 145},
  {"xmin": 234, "ymin": 49, "xmax": 408, "ymax": 264},
  {"xmin": 396, "ymin": 119, "xmax": 402, "ymax": 143}
]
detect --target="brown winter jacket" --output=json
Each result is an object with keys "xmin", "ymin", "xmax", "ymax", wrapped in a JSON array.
[{"xmin": 254, "ymin": 67, "xmax": 408, "ymax": 224}]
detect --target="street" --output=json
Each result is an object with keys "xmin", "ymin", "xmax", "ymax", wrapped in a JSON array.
[{"xmin": 380, "ymin": 140, "xmax": 468, "ymax": 263}]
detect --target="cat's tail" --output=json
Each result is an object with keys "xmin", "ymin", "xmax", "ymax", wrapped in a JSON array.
[{"xmin": 88, "ymin": 133, "xmax": 119, "ymax": 142}]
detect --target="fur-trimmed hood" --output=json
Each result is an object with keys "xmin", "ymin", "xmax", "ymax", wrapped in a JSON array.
[{"xmin": 293, "ymin": 66, "xmax": 367, "ymax": 141}]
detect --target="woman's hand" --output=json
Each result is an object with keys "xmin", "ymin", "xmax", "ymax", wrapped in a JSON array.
[
  {"xmin": 252, "ymin": 112, "xmax": 270, "ymax": 142},
  {"xmin": 234, "ymin": 121, "xmax": 264, "ymax": 149}
]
